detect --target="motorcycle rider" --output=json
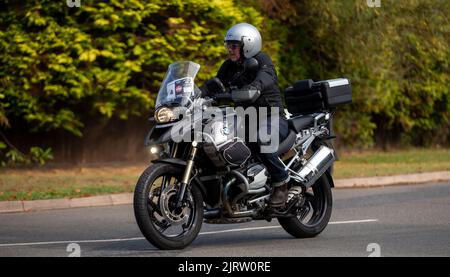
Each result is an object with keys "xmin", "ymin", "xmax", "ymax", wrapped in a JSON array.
[{"xmin": 202, "ymin": 23, "xmax": 290, "ymax": 208}]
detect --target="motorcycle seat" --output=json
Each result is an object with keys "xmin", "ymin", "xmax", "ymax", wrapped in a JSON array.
[{"xmin": 288, "ymin": 115, "xmax": 315, "ymax": 133}]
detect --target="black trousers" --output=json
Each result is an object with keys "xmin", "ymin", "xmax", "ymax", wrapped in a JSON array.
[{"xmin": 245, "ymin": 115, "xmax": 290, "ymax": 184}]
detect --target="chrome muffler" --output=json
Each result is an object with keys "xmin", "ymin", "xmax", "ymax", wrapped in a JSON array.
[{"xmin": 297, "ymin": 146, "xmax": 335, "ymax": 188}]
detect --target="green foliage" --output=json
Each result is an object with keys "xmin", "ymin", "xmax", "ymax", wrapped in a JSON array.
[
  {"xmin": 0, "ymin": 0, "xmax": 449, "ymax": 165},
  {"xmin": 30, "ymin": 146, "xmax": 54, "ymax": 165},
  {"xmin": 4, "ymin": 149, "xmax": 28, "ymax": 165},
  {"xmin": 0, "ymin": 0, "xmax": 263, "ymax": 132},
  {"xmin": 0, "ymin": 0, "xmax": 264, "ymax": 164},
  {"xmin": 0, "ymin": 141, "xmax": 53, "ymax": 167},
  {"xmin": 259, "ymin": 0, "xmax": 450, "ymax": 148}
]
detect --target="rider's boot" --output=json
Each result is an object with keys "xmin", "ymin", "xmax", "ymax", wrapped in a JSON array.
[{"xmin": 268, "ymin": 178, "xmax": 289, "ymax": 208}]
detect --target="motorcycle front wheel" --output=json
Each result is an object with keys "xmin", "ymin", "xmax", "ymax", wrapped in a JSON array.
[{"xmin": 133, "ymin": 163, "xmax": 203, "ymax": 250}]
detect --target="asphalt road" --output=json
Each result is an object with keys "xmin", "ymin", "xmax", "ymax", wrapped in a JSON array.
[{"xmin": 0, "ymin": 182, "xmax": 449, "ymax": 257}]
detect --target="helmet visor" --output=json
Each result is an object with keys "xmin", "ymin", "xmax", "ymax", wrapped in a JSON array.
[{"xmin": 224, "ymin": 40, "xmax": 242, "ymax": 51}]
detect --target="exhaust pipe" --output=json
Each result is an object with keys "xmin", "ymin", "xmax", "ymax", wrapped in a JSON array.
[{"xmin": 297, "ymin": 146, "xmax": 335, "ymax": 188}]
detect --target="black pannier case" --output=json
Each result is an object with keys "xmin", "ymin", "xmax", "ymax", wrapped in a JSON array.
[
  {"xmin": 284, "ymin": 78, "xmax": 352, "ymax": 115},
  {"xmin": 284, "ymin": 79, "xmax": 323, "ymax": 115},
  {"xmin": 314, "ymin": 78, "xmax": 352, "ymax": 108}
]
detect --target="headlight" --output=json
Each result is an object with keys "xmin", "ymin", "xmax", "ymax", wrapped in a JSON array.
[
  {"xmin": 155, "ymin": 107, "xmax": 176, "ymax": 123},
  {"xmin": 149, "ymin": 145, "xmax": 160, "ymax": 154}
]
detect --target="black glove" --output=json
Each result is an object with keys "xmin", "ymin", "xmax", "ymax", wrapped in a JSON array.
[
  {"xmin": 240, "ymin": 84, "xmax": 260, "ymax": 92},
  {"xmin": 200, "ymin": 77, "xmax": 226, "ymax": 97},
  {"xmin": 231, "ymin": 84, "xmax": 261, "ymax": 103}
]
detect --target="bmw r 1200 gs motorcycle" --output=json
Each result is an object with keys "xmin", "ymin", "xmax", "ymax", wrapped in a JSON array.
[{"xmin": 134, "ymin": 61, "xmax": 352, "ymax": 250}]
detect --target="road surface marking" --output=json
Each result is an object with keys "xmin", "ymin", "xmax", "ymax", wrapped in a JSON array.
[
  {"xmin": 330, "ymin": 219, "xmax": 378, "ymax": 224},
  {"xmin": 199, "ymin": 219, "xmax": 379, "ymax": 235},
  {"xmin": 0, "ymin": 237, "xmax": 145, "ymax": 247},
  {"xmin": 0, "ymin": 219, "xmax": 378, "ymax": 247}
]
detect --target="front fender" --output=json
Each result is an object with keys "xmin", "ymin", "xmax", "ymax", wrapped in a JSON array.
[
  {"xmin": 152, "ymin": 158, "xmax": 187, "ymax": 167},
  {"xmin": 144, "ymin": 125, "xmax": 173, "ymax": 146},
  {"xmin": 145, "ymin": 119, "xmax": 194, "ymax": 146}
]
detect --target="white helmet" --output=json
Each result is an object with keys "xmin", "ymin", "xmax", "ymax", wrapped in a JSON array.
[{"xmin": 224, "ymin": 23, "xmax": 262, "ymax": 58}]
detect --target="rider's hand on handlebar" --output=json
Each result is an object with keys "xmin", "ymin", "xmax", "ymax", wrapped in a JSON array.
[
  {"xmin": 230, "ymin": 84, "xmax": 261, "ymax": 104},
  {"xmin": 200, "ymin": 77, "xmax": 226, "ymax": 98},
  {"xmin": 240, "ymin": 84, "xmax": 259, "ymax": 92},
  {"xmin": 213, "ymin": 92, "xmax": 232, "ymax": 101}
]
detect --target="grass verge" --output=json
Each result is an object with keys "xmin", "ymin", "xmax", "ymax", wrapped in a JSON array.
[
  {"xmin": 0, "ymin": 166, "xmax": 143, "ymax": 201},
  {"xmin": 0, "ymin": 148, "xmax": 449, "ymax": 201},
  {"xmin": 334, "ymin": 148, "xmax": 450, "ymax": 178}
]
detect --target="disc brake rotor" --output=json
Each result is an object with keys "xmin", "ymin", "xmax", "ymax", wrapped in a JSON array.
[{"xmin": 159, "ymin": 184, "xmax": 192, "ymax": 226}]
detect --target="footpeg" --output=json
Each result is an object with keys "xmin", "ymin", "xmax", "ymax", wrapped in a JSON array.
[{"xmin": 287, "ymin": 186, "xmax": 303, "ymax": 203}]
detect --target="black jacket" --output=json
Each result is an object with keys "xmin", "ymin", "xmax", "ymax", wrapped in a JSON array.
[{"xmin": 216, "ymin": 52, "xmax": 284, "ymax": 112}]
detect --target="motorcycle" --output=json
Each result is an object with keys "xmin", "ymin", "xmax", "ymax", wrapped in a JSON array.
[{"xmin": 133, "ymin": 60, "xmax": 352, "ymax": 250}]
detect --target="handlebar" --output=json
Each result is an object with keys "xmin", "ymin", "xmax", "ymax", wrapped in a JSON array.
[
  {"xmin": 201, "ymin": 97, "xmax": 215, "ymax": 106},
  {"xmin": 213, "ymin": 93, "xmax": 232, "ymax": 101}
]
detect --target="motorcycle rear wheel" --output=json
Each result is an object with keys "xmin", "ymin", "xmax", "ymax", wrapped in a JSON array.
[
  {"xmin": 133, "ymin": 163, "xmax": 203, "ymax": 250},
  {"xmin": 278, "ymin": 175, "xmax": 332, "ymax": 238}
]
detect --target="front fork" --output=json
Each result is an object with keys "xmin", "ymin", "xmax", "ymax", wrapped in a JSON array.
[{"xmin": 175, "ymin": 141, "xmax": 198, "ymax": 208}]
